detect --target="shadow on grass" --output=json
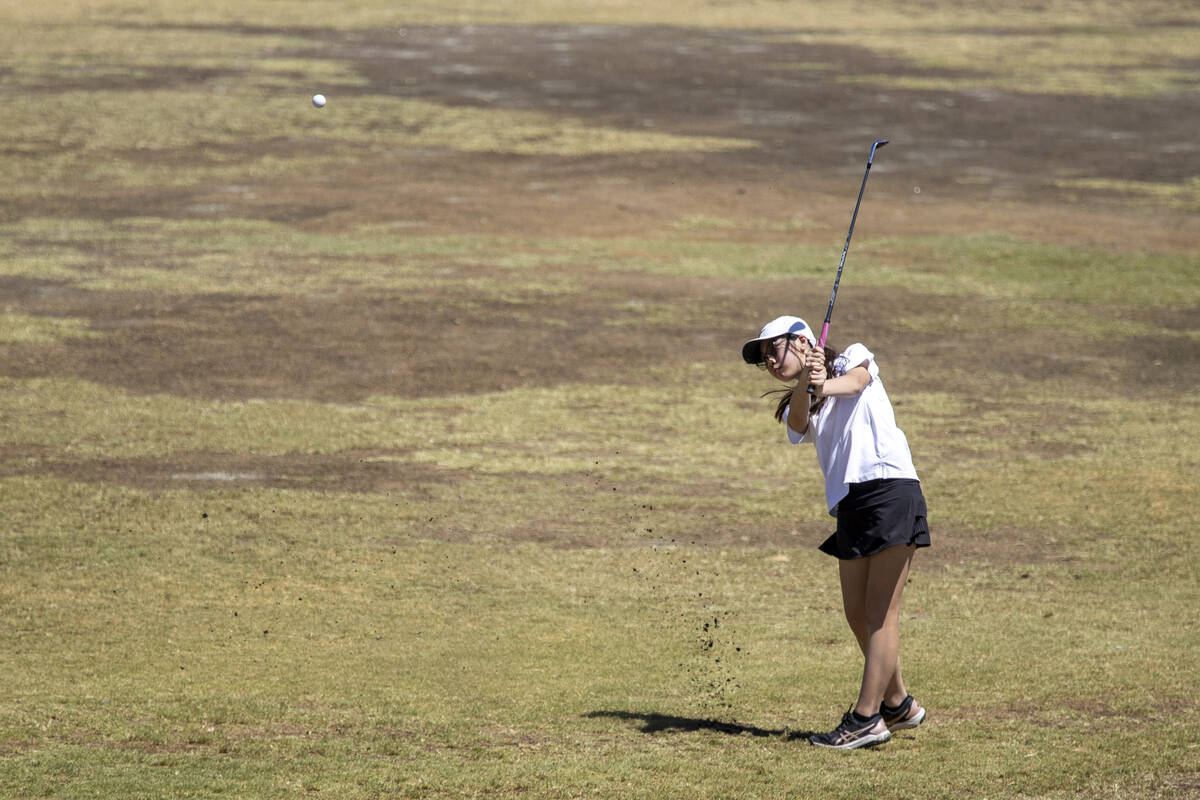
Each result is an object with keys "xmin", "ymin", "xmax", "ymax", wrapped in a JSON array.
[{"xmin": 584, "ymin": 711, "xmax": 812, "ymax": 741}]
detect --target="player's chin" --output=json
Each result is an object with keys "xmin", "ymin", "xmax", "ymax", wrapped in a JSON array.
[{"xmin": 771, "ymin": 367, "xmax": 799, "ymax": 383}]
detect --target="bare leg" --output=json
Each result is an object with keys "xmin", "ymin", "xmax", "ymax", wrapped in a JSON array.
[{"xmin": 838, "ymin": 544, "xmax": 914, "ymax": 716}]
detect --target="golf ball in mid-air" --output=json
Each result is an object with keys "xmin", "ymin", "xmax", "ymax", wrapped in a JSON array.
[{"xmin": 312, "ymin": 94, "xmax": 326, "ymax": 108}]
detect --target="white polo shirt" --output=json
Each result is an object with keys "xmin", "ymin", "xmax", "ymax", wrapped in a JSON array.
[{"xmin": 784, "ymin": 343, "xmax": 919, "ymax": 516}]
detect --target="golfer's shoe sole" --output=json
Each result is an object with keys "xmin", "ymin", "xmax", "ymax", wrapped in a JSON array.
[
  {"xmin": 881, "ymin": 696, "xmax": 926, "ymax": 732},
  {"xmin": 811, "ymin": 728, "xmax": 892, "ymax": 750},
  {"xmin": 889, "ymin": 705, "xmax": 926, "ymax": 731}
]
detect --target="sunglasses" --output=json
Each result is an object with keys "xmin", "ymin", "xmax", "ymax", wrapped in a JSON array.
[{"xmin": 757, "ymin": 334, "xmax": 800, "ymax": 368}]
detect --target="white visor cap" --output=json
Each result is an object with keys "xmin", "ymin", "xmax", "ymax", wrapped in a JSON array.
[{"xmin": 741, "ymin": 315, "xmax": 817, "ymax": 364}]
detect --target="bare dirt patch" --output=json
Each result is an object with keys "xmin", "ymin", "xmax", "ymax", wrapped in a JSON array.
[
  {"xmin": 0, "ymin": 446, "xmax": 471, "ymax": 495},
  {"xmin": 308, "ymin": 23, "xmax": 1200, "ymax": 209},
  {"xmin": 1, "ymin": 270, "xmax": 762, "ymax": 401},
  {"xmin": 4, "ymin": 270, "xmax": 1189, "ymax": 404}
]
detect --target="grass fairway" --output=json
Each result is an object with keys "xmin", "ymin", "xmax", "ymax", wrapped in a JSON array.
[{"xmin": 1, "ymin": 1, "xmax": 1198, "ymax": 798}]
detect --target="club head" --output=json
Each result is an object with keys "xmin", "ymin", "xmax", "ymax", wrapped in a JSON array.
[{"xmin": 869, "ymin": 139, "xmax": 888, "ymax": 161}]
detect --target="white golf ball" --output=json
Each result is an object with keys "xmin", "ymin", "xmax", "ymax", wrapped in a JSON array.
[{"xmin": 312, "ymin": 94, "xmax": 326, "ymax": 108}]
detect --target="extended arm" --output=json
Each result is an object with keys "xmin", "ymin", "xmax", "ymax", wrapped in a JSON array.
[
  {"xmin": 786, "ymin": 347, "xmax": 827, "ymax": 435},
  {"xmin": 786, "ymin": 393, "xmax": 812, "ymax": 434}
]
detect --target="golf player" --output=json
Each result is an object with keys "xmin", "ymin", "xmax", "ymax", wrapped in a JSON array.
[{"xmin": 741, "ymin": 315, "xmax": 930, "ymax": 750}]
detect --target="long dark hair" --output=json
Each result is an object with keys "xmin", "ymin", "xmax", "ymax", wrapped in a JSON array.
[{"xmin": 765, "ymin": 343, "xmax": 838, "ymax": 423}]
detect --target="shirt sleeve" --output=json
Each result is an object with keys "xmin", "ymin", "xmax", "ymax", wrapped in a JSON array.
[{"xmin": 833, "ymin": 343, "xmax": 879, "ymax": 382}]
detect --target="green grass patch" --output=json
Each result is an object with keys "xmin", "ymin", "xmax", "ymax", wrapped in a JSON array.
[
  {"xmin": 864, "ymin": 232, "xmax": 1200, "ymax": 307},
  {"xmin": 4, "ymin": 0, "xmax": 1193, "ymax": 31},
  {"xmin": 1, "ymin": 472, "xmax": 1197, "ymax": 798},
  {"xmin": 0, "ymin": 314, "xmax": 100, "ymax": 344},
  {"xmin": 1056, "ymin": 176, "xmax": 1200, "ymax": 211},
  {"xmin": 669, "ymin": 214, "xmax": 827, "ymax": 234},
  {"xmin": 818, "ymin": 23, "xmax": 1200, "ymax": 98}
]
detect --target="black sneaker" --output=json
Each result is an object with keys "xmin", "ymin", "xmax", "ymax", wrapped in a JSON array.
[
  {"xmin": 881, "ymin": 695, "xmax": 926, "ymax": 731},
  {"xmin": 809, "ymin": 709, "xmax": 891, "ymax": 750}
]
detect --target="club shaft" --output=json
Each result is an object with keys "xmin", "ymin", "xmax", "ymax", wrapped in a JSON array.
[
  {"xmin": 808, "ymin": 139, "xmax": 886, "ymax": 395},
  {"xmin": 818, "ymin": 139, "xmax": 886, "ymax": 349}
]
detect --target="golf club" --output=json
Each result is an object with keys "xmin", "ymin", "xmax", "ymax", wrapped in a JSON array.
[{"xmin": 808, "ymin": 138, "xmax": 888, "ymax": 396}]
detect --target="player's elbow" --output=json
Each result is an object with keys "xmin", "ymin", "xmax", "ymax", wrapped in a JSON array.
[{"xmin": 848, "ymin": 366, "xmax": 871, "ymax": 394}]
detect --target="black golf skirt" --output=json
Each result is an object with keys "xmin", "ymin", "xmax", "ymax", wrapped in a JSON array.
[{"xmin": 820, "ymin": 478, "xmax": 931, "ymax": 560}]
